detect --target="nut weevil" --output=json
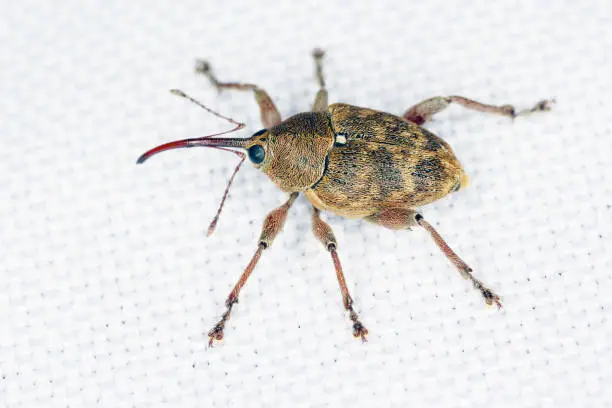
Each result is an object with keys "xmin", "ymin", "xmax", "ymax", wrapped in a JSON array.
[{"xmin": 137, "ymin": 49, "xmax": 553, "ymax": 345}]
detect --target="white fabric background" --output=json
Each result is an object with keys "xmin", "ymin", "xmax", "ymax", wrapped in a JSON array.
[{"xmin": 2, "ymin": 0, "xmax": 611, "ymax": 406}]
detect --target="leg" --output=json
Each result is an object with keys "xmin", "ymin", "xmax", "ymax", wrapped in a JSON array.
[
  {"xmin": 195, "ymin": 60, "xmax": 281, "ymax": 128},
  {"xmin": 311, "ymin": 48, "xmax": 328, "ymax": 112},
  {"xmin": 312, "ymin": 207, "xmax": 368, "ymax": 341},
  {"xmin": 365, "ymin": 208, "xmax": 502, "ymax": 308},
  {"xmin": 208, "ymin": 193, "xmax": 298, "ymax": 346},
  {"xmin": 403, "ymin": 95, "xmax": 554, "ymax": 125}
]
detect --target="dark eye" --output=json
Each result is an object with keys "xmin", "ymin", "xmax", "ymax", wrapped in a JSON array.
[
  {"xmin": 248, "ymin": 145, "xmax": 265, "ymax": 164},
  {"xmin": 252, "ymin": 128, "xmax": 267, "ymax": 137}
]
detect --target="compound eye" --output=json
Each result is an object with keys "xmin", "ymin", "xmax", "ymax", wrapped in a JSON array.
[{"xmin": 248, "ymin": 144, "xmax": 265, "ymax": 164}]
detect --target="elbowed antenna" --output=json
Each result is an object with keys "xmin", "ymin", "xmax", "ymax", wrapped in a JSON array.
[
  {"xmin": 136, "ymin": 89, "xmax": 250, "ymax": 236},
  {"xmin": 136, "ymin": 88, "xmax": 248, "ymax": 164}
]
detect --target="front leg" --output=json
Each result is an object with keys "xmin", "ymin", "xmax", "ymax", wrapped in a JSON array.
[
  {"xmin": 208, "ymin": 193, "xmax": 298, "ymax": 346},
  {"xmin": 196, "ymin": 60, "xmax": 282, "ymax": 128}
]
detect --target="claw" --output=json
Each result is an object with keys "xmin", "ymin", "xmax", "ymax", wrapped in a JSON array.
[
  {"xmin": 195, "ymin": 59, "xmax": 211, "ymax": 75},
  {"xmin": 514, "ymin": 98, "xmax": 556, "ymax": 117},
  {"xmin": 208, "ymin": 325, "xmax": 224, "ymax": 347},
  {"xmin": 195, "ymin": 59, "xmax": 223, "ymax": 93},
  {"xmin": 349, "ymin": 309, "xmax": 368, "ymax": 342},
  {"xmin": 353, "ymin": 323, "xmax": 369, "ymax": 343},
  {"xmin": 312, "ymin": 48, "xmax": 325, "ymax": 59},
  {"xmin": 471, "ymin": 279, "xmax": 503, "ymax": 310},
  {"xmin": 482, "ymin": 288, "xmax": 503, "ymax": 310},
  {"xmin": 532, "ymin": 98, "xmax": 555, "ymax": 112}
]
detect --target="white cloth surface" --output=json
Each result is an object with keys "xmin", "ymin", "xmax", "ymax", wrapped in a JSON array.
[{"xmin": 2, "ymin": 0, "xmax": 611, "ymax": 407}]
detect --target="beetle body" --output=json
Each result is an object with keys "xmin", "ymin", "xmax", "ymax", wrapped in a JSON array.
[
  {"xmin": 137, "ymin": 50, "xmax": 552, "ymax": 345},
  {"xmin": 253, "ymin": 103, "xmax": 468, "ymax": 219}
]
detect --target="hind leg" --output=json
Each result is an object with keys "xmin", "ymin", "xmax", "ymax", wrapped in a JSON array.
[
  {"xmin": 365, "ymin": 208, "xmax": 502, "ymax": 308},
  {"xmin": 196, "ymin": 60, "xmax": 281, "ymax": 128},
  {"xmin": 403, "ymin": 95, "xmax": 554, "ymax": 125}
]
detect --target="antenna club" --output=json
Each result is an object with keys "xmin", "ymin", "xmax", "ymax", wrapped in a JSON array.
[
  {"xmin": 170, "ymin": 89, "xmax": 186, "ymax": 97},
  {"xmin": 207, "ymin": 220, "xmax": 218, "ymax": 237}
]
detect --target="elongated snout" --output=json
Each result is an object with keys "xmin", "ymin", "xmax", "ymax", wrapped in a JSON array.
[{"xmin": 136, "ymin": 137, "xmax": 250, "ymax": 164}]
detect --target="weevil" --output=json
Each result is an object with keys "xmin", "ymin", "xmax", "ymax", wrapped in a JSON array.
[{"xmin": 137, "ymin": 49, "xmax": 553, "ymax": 345}]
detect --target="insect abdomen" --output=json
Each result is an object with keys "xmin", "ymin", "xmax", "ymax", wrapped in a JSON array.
[{"xmin": 304, "ymin": 103, "xmax": 467, "ymax": 218}]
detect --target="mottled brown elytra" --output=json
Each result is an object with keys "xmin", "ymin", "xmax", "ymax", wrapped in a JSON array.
[{"xmin": 137, "ymin": 49, "xmax": 553, "ymax": 346}]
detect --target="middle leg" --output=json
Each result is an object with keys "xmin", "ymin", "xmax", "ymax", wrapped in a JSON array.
[
  {"xmin": 311, "ymin": 207, "xmax": 368, "ymax": 341},
  {"xmin": 365, "ymin": 208, "xmax": 502, "ymax": 308},
  {"xmin": 311, "ymin": 48, "xmax": 328, "ymax": 112}
]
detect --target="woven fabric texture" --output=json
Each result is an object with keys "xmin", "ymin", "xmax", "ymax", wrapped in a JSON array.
[{"xmin": 2, "ymin": 1, "xmax": 611, "ymax": 407}]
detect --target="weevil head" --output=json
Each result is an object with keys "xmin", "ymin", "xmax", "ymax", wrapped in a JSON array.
[
  {"xmin": 136, "ymin": 111, "xmax": 335, "ymax": 234},
  {"xmin": 137, "ymin": 111, "xmax": 336, "ymax": 193},
  {"xmin": 247, "ymin": 112, "xmax": 335, "ymax": 192}
]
